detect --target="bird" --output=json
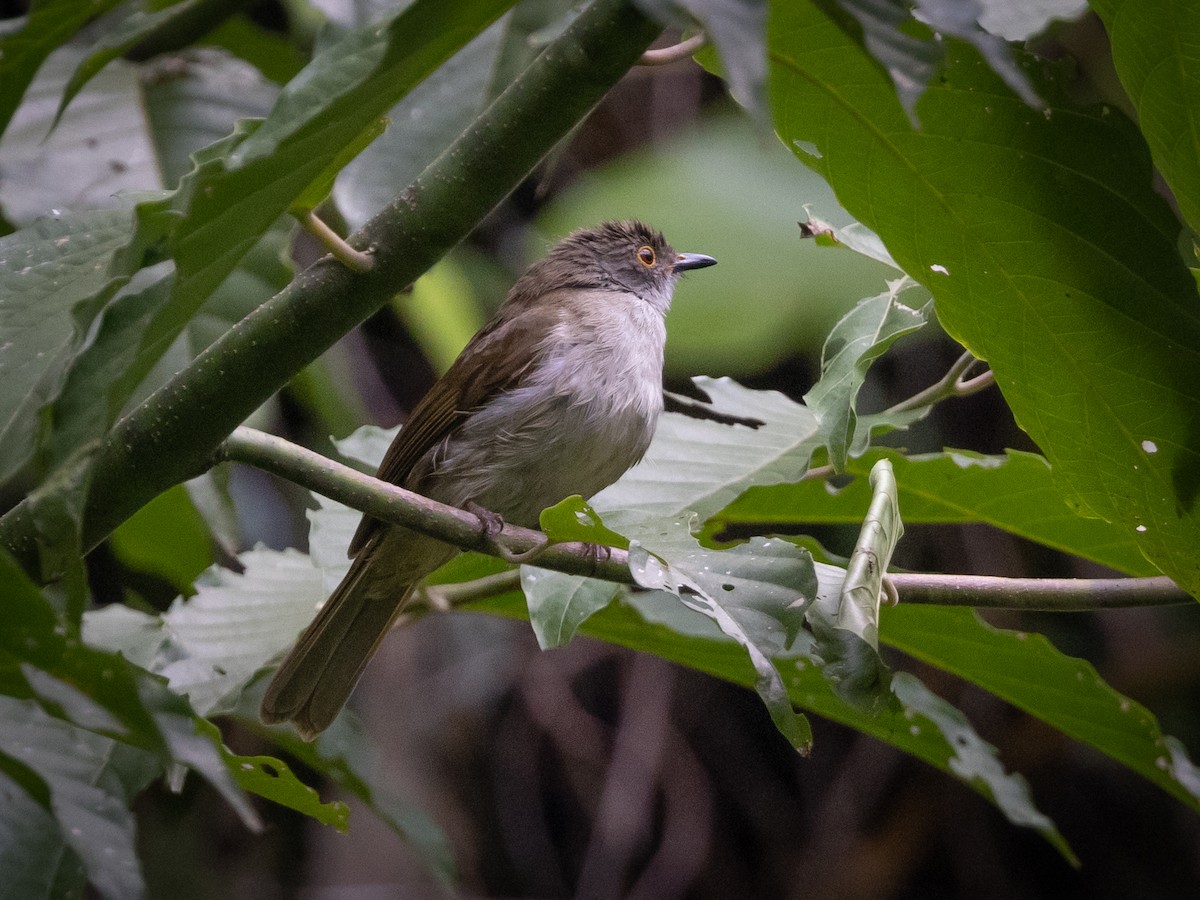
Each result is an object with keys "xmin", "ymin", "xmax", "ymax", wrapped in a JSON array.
[{"xmin": 261, "ymin": 220, "xmax": 717, "ymax": 738}]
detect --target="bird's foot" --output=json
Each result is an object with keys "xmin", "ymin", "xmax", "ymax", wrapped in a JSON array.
[{"xmin": 465, "ymin": 501, "xmax": 550, "ymax": 564}]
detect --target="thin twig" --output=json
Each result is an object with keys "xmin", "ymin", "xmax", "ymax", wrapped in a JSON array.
[
  {"xmin": 296, "ymin": 210, "xmax": 375, "ymax": 272},
  {"xmin": 426, "ymin": 569, "xmax": 522, "ymax": 607},
  {"xmin": 639, "ymin": 32, "xmax": 705, "ymax": 65},
  {"xmin": 886, "ymin": 350, "xmax": 990, "ymax": 413},
  {"xmin": 955, "ymin": 369, "xmax": 996, "ymax": 395}
]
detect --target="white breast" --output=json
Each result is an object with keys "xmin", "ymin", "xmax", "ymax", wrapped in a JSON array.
[{"xmin": 422, "ymin": 292, "xmax": 666, "ymax": 527}]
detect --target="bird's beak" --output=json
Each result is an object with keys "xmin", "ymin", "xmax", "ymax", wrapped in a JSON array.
[{"xmin": 674, "ymin": 252, "xmax": 717, "ymax": 271}]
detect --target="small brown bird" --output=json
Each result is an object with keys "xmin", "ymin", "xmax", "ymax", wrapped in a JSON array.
[{"xmin": 261, "ymin": 220, "xmax": 716, "ymax": 737}]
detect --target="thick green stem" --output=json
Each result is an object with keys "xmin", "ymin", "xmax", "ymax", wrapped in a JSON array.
[{"xmin": 0, "ymin": 0, "xmax": 660, "ymax": 569}]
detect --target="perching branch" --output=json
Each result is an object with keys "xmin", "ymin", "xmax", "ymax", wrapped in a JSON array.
[
  {"xmin": 216, "ymin": 427, "xmax": 632, "ymax": 584},
  {"xmin": 886, "ymin": 572, "xmax": 1190, "ymax": 610},
  {"xmin": 220, "ymin": 427, "xmax": 1193, "ymax": 611},
  {"xmin": 0, "ymin": 0, "xmax": 662, "ymax": 572}
]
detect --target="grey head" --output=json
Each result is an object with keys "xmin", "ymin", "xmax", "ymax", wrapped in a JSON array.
[{"xmin": 509, "ymin": 220, "xmax": 717, "ymax": 314}]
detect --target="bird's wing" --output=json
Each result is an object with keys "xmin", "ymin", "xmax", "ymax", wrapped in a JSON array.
[{"xmin": 347, "ymin": 301, "xmax": 562, "ymax": 556}]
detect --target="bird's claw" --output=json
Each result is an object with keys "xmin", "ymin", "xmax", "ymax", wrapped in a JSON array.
[{"xmin": 465, "ymin": 501, "xmax": 551, "ymax": 564}]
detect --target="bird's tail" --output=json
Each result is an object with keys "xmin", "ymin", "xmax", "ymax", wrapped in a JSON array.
[{"xmin": 260, "ymin": 531, "xmax": 452, "ymax": 739}]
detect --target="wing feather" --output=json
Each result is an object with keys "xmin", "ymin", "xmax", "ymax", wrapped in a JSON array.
[{"xmin": 347, "ymin": 302, "xmax": 562, "ymax": 555}]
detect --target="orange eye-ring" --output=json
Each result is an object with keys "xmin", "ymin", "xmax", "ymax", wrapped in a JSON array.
[{"xmin": 637, "ymin": 245, "xmax": 656, "ymax": 267}]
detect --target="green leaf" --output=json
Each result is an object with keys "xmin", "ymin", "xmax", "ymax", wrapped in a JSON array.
[
  {"xmin": 522, "ymin": 569, "xmax": 620, "ymax": 649},
  {"xmin": 592, "ymin": 376, "xmax": 823, "ymax": 528},
  {"xmin": 627, "ymin": 519, "xmax": 818, "ymax": 752},
  {"xmin": 0, "ymin": 0, "xmax": 123, "ymax": 141},
  {"xmin": 890, "ymin": 672, "xmax": 1075, "ymax": 862},
  {"xmin": 1, "ymin": 50, "xmax": 283, "ymax": 487},
  {"xmin": 80, "ymin": 559, "xmax": 376, "ymax": 837},
  {"xmin": 244, "ymin": 698, "xmax": 458, "ymax": 885},
  {"xmin": 803, "ymin": 280, "xmax": 930, "ymax": 471},
  {"xmin": 0, "ymin": 45, "xmax": 162, "ymax": 225},
  {"xmin": 81, "ymin": 605, "xmax": 167, "ymax": 670},
  {"xmin": 770, "ymin": 3, "xmax": 1200, "ymax": 597},
  {"xmin": 525, "ymin": 496, "xmax": 630, "ymax": 647},
  {"xmin": 155, "ymin": 0, "xmax": 515, "ymax": 330},
  {"xmin": 714, "ymin": 448, "xmax": 1158, "ymax": 575},
  {"xmin": 0, "ymin": 756, "xmax": 87, "ymax": 900},
  {"xmin": 224, "ymin": 748, "xmax": 349, "ymax": 833},
  {"xmin": 539, "ymin": 495, "xmax": 630, "ymax": 549},
  {"xmin": 23, "ymin": 443, "xmax": 95, "ymax": 615},
  {"xmin": 54, "ymin": 0, "xmax": 238, "ymax": 127},
  {"xmin": 829, "ymin": 0, "xmax": 1038, "ymax": 121},
  {"xmin": 106, "ymin": 548, "xmax": 326, "ymax": 717},
  {"xmin": 333, "ymin": 14, "xmax": 507, "ymax": 230},
  {"xmin": 0, "ymin": 549, "xmax": 259, "ymax": 829},
  {"xmin": 560, "ymin": 585, "xmax": 1069, "ymax": 854},
  {"xmin": 42, "ymin": 266, "xmax": 175, "ymax": 475},
  {"xmin": 806, "ymin": 459, "xmax": 901, "ymax": 711},
  {"xmin": 40, "ymin": 213, "xmax": 294, "ymax": 498},
  {"xmin": 1090, "ymin": 0, "xmax": 1200, "ymax": 235},
  {"xmin": 141, "ymin": 49, "xmax": 281, "ymax": 188},
  {"xmin": 0, "ymin": 209, "xmax": 134, "ymax": 486},
  {"xmin": 0, "ymin": 698, "xmax": 159, "ymax": 900},
  {"xmin": 109, "ymin": 484, "xmax": 215, "ymax": 595},
  {"xmin": 882, "ymin": 604, "xmax": 1200, "ymax": 815},
  {"xmin": 292, "ymin": 116, "xmax": 388, "ymax": 216}
]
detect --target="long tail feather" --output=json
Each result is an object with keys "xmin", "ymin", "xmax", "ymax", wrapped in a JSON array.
[{"xmin": 261, "ymin": 530, "xmax": 452, "ymax": 739}]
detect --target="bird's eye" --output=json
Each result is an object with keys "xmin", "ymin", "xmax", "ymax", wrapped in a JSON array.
[{"xmin": 636, "ymin": 245, "xmax": 657, "ymax": 268}]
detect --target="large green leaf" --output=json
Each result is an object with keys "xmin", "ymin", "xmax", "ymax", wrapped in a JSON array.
[
  {"xmin": 828, "ymin": 0, "xmax": 1038, "ymax": 119},
  {"xmin": 770, "ymin": 1, "xmax": 1200, "ymax": 597},
  {"xmin": 592, "ymin": 376, "xmax": 822, "ymax": 527},
  {"xmin": 54, "ymin": 0, "xmax": 251, "ymax": 128},
  {"xmin": 333, "ymin": 14, "xmax": 506, "ymax": 230},
  {"xmin": 628, "ymin": 521, "xmax": 818, "ymax": 751},
  {"xmin": 149, "ymin": 0, "xmax": 515, "ymax": 336},
  {"xmin": 882, "ymin": 604, "xmax": 1200, "ymax": 813},
  {"xmin": 141, "ymin": 50, "xmax": 281, "ymax": 188},
  {"xmin": 1090, "ymin": 0, "xmax": 1200, "ymax": 235},
  {"xmin": 528, "ymin": 584, "xmax": 1074, "ymax": 855},
  {"xmin": 0, "ymin": 46, "xmax": 160, "ymax": 226},
  {"xmin": 84, "ymin": 549, "xmax": 324, "ymax": 718},
  {"xmin": 0, "ymin": 699, "xmax": 158, "ymax": 900},
  {"xmin": 1, "ymin": 48, "xmax": 284, "ymax": 488},
  {"xmin": 0, "ymin": 209, "xmax": 134, "ymax": 486},
  {"xmin": 0, "ymin": 550, "xmax": 257, "ymax": 828},
  {"xmin": 84, "ymin": 562, "xmax": 455, "ymax": 875},
  {"xmin": 0, "ymin": 0, "xmax": 123, "ymax": 141},
  {"xmin": 714, "ymin": 448, "xmax": 1157, "ymax": 575}
]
